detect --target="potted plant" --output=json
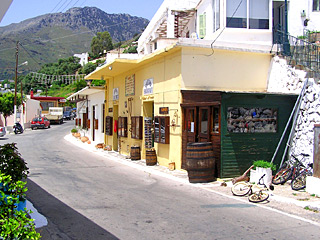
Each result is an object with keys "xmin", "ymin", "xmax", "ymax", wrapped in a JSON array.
[{"xmin": 250, "ymin": 160, "xmax": 276, "ymax": 187}]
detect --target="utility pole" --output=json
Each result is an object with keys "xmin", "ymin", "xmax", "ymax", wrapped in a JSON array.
[{"xmin": 14, "ymin": 41, "xmax": 19, "ymax": 124}]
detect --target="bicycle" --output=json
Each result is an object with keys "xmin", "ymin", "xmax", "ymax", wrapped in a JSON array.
[
  {"xmin": 272, "ymin": 153, "xmax": 309, "ymax": 185},
  {"xmin": 291, "ymin": 163, "xmax": 313, "ymax": 190},
  {"xmin": 231, "ymin": 174, "xmax": 273, "ymax": 203}
]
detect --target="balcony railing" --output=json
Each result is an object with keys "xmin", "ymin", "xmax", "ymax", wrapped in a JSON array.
[{"xmin": 273, "ymin": 29, "xmax": 320, "ymax": 74}]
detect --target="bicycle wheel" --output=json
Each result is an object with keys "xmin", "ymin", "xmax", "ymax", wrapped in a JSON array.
[
  {"xmin": 272, "ymin": 167, "xmax": 292, "ymax": 185},
  {"xmin": 231, "ymin": 182, "xmax": 251, "ymax": 196},
  {"xmin": 248, "ymin": 192, "xmax": 269, "ymax": 203},
  {"xmin": 291, "ymin": 171, "xmax": 309, "ymax": 190}
]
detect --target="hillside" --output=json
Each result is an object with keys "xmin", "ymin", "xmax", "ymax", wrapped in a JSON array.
[{"xmin": 0, "ymin": 7, "xmax": 149, "ymax": 79}]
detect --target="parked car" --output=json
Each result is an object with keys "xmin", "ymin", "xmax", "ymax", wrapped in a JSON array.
[
  {"xmin": 0, "ymin": 126, "xmax": 6, "ymax": 137},
  {"xmin": 31, "ymin": 117, "xmax": 51, "ymax": 130},
  {"xmin": 63, "ymin": 111, "xmax": 73, "ymax": 120}
]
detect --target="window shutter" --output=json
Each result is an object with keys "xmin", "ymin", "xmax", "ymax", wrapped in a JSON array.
[{"xmin": 199, "ymin": 13, "xmax": 206, "ymax": 39}]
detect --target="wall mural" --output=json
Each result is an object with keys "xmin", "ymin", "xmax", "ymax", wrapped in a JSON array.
[{"xmin": 227, "ymin": 107, "xmax": 277, "ymax": 133}]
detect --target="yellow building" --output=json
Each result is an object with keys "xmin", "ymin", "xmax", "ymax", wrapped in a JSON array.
[{"xmin": 86, "ymin": 43, "xmax": 272, "ymax": 174}]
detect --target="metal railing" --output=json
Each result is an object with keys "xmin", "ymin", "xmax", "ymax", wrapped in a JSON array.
[{"xmin": 273, "ymin": 29, "xmax": 320, "ymax": 74}]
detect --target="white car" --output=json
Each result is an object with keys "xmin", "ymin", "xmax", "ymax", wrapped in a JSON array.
[{"xmin": 0, "ymin": 126, "xmax": 6, "ymax": 137}]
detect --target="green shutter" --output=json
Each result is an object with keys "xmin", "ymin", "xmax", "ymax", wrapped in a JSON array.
[{"xmin": 199, "ymin": 13, "xmax": 206, "ymax": 39}]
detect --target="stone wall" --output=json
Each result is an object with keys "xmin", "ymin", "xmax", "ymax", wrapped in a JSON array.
[{"xmin": 267, "ymin": 56, "xmax": 320, "ymax": 164}]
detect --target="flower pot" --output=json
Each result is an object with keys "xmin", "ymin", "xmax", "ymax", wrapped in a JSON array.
[
  {"xmin": 255, "ymin": 167, "xmax": 272, "ymax": 187},
  {"xmin": 168, "ymin": 162, "xmax": 175, "ymax": 171}
]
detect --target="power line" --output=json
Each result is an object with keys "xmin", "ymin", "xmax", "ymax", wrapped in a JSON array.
[
  {"xmin": 56, "ymin": 0, "xmax": 71, "ymax": 12},
  {"xmin": 50, "ymin": 0, "xmax": 64, "ymax": 13},
  {"xmin": 19, "ymin": 42, "xmax": 42, "ymax": 68},
  {"xmin": 61, "ymin": 0, "xmax": 76, "ymax": 12},
  {"xmin": 206, "ymin": 0, "xmax": 243, "ymax": 56}
]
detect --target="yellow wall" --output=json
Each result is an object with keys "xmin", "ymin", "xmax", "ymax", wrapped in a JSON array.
[
  {"xmin": 181, "ymin": 47, "xmax": 271, "ymax": 92},
  {"xmin": 104, "ymin": 50, "xmax": 184, "ymax": 169},
  {"xmin": 102, "ymin": 45, "xmax": 273, "ymax": 171}
]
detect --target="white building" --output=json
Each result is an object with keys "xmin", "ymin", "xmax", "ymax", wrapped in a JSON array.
[
  {"xmin": 74, "ymin": 52, "xmax": 89, "ymax": 66},
  {"xmin": 67, "ymin": 86, "xmax": 105, "ymax": 144}
]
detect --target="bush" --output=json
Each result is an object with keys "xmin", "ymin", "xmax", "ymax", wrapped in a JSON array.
[
  {"xmin": 0, "ymin": 143, "xmax": 29, "ymax": 182},
  {"xmin": 0, "ymin": 173, "xmax": 41, "ymax": 239},
  {"xmin": 253, "ymin": 160, "xmax": 276, "ymax": 171},
  {"xmin": 71, "ymin": 128, "xmax": 78, "ymax": 133}
]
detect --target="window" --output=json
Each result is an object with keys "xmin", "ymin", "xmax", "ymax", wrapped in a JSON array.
[
  {"xmin": 213, "ymin": 0, "xmax": 220, "ymax": 32},
  {"xmin": 226, "ymin": 0, "xmax": 269, "ymax": 29},
  {"xmin": 213, "ymin": 107, "xmax": 220, "ymax": 133},
  {"xmin": 118, "ymin": 117, "xmax": 128, "ymax": 137},
  {"xmin": 131, "ymin": 116, "xmax": 143, "ymax": 139},
  {"xmin": 313, "ymin": 0, "xmax": 320, "ymax": 11},
  {"xmin": 102, "ymin": 104, "xmax": 105, "ymax": 133},
  {"xmin": 227, "ymin": 107, "xmax": 277, "ymax": 133},
  {"xmin": 105, "ymin": 116, "xmax": 113, "ymax": 135},
  {"xmin": 154, "ymin": 116, "xmax": 170, "ymax": 144},
  {"xmin": 40, "ymin": 102, "xmax": 54, "ymax": 111},
  {"xmin": 199, "ymin": 13, "xmax": 206, "ymax": 38}
]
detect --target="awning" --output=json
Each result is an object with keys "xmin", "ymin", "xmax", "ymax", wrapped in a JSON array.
[{"xmin": 67, "ymin": 86, "xmax": 105, "ymax": 102}]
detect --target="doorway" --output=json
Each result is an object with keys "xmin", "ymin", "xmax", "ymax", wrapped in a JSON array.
[
  {"xmin": 92, "ymin": 105, "xmax": 95, "ymax": 141},
  {"xmin": 182, "ymin": 105, "xmax": 221, "ymax": 175},
  {"xmin": 113, "ymin": 105, "xmax": 119, "ymax": 151}
]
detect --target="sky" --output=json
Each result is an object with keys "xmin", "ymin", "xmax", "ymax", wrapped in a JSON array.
[{"xmin": 0, "ymin": 0, "xmax": 164, "ymax": 27}]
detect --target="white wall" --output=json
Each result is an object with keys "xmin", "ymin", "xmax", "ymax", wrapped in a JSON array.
[{"xmin": 288, "ymin": 0, "xmax": 320, "ymax": 37}]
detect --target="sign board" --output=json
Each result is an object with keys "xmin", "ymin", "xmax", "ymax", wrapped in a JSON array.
[
  {"xmin": 125, "ymin": 74, "xmax": 135, "ymax": 96},
  {"xmin": 159, "ymin": 107, "xmax": 169, "ymax": 115},
  {"xmin": 113, "ymin": 88, "xmax": 119, "ymax": 100},
  {"xmin": 143, "ymin": 78, "xmax": 153, "ymax": 95},
  {"xmin": 59, "ymin": 99, "xmax": 66, "ymax": 103},
  {"xmin": 79, "ymin": 105, "xmax": 87, "ymax": 113}
]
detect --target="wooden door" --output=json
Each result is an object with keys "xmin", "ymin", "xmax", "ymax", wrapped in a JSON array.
[
  {"xmin": 198, "ymin": 107, "xmax": 211, "ymax": 142},
  {"xmin": 92, "ymin": 105, "xmax": 95, "ymax": 141}
]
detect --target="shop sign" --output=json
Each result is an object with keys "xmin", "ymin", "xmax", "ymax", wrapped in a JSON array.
[
  {"xmin": 143, "ymin": 78, "xmax": 153, "ymax": 95},
  {"xmin": 125, "ymin": 74, "xmax": 135, "ymax": 96},
  {"xmin": 79, "ymin": 105, "xmax": 87, "ymax": 113},
  {"xmin": 59, "ymin": 99, "xmax": 66, "ymax": 103},
  {"xmin": 113, "ymin": 88, "xmax": 119, "ymax": 100},
  {"xmin": 159, "ymin": 107, "xmax": 169, "ymax": 115}
]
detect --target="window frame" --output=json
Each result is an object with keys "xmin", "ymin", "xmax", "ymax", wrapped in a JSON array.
[
  {"xmin": 313, "ymin": 0, "xmax": 320, "ymax": 11},
  {"xmin": 118, "ymin": 117, "xmax": 128, "ymax": 137},
  {"xmin": 131, "ymin": 116, "xmax": 143, "ymax": 140},
  {"xmin": 226, "ymin": 0, "xmax": 269, "ymax": 30},
  {"xmin": 105, "ymin": 116, "xmax": 113, "ymax": 136},
  {"xmin": 154, "ymin": 116, "xmax": 170, "ymax": 144}
]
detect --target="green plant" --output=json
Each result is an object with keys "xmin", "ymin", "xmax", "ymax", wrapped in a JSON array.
[
  {"xmin": 71, "ymin": 128, "xmax": 78, "ymax": 133},
  {"xmin": 252, "ymin": 160, "xmax": 276, "ymax": 171},
  {"xmin": 0, "ymin": 143, "xmax": 29, "ymax": 182},
  {"xmin": 0, "ymin": 173, "xmax": 41, "ymax": 239}
]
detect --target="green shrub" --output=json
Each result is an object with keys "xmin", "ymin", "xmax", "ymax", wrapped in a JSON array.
[
  {"xmin": 71, "ymin": 128, "xmax": 78, "ymax": 133},
  {"xmin": 0, "ymin": 143, "xmax": 29, "ymax": 182},
  {"xmin": 253, "ymin": 160, "xmax": 276, "ymax": 171},
  {"xmin": 0, "ymin": 173, "xmax": 41, "ymax": 239}
]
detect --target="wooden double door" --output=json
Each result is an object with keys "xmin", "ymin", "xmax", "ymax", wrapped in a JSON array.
[{"xmin": 182, "ymin": 105, "xmax": 221, "ymax": 176}]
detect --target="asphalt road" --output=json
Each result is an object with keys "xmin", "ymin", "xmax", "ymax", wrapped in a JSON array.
[{"xmin": 1, "ymin": 121, "xmax": 320, "ymax": 240}]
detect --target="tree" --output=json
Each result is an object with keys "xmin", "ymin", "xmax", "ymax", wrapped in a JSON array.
[
  {"xmin": 91, "ymin": 31, "xmax": 113, "ymax": 57},
  {"xmin": 79, "ymin": 62, "xmax": 97, "ymax": 75},
  {"xmin": 0, "ymin": 92, "xmax": 22, "ymax": 126}
]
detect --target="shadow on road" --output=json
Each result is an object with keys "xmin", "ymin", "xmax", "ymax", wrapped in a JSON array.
[{"xmin": 26, "ymin": 179, "xmax": 119, "ymax": 240}]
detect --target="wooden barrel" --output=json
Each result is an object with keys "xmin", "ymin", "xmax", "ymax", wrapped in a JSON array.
[
  {"xmin": 131, "ymin": 146, "xmax": 140, "ymax": 160},
  {"xmin": 186, "ymin": 142, "xmax": 215, "ymax": 183},
  {"xmin": 146, "ymin": 149, "xmax": 157, "ymax": 166}
]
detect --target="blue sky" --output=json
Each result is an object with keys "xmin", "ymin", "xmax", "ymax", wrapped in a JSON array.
[{"xmin": 0, "ymin": 0, "xmax": 164, "ymax": 27}]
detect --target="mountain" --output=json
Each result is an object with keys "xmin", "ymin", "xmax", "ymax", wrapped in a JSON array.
[{"xmin": 0, "ymin": 7, "xmax": 149, "ymax": 79}]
